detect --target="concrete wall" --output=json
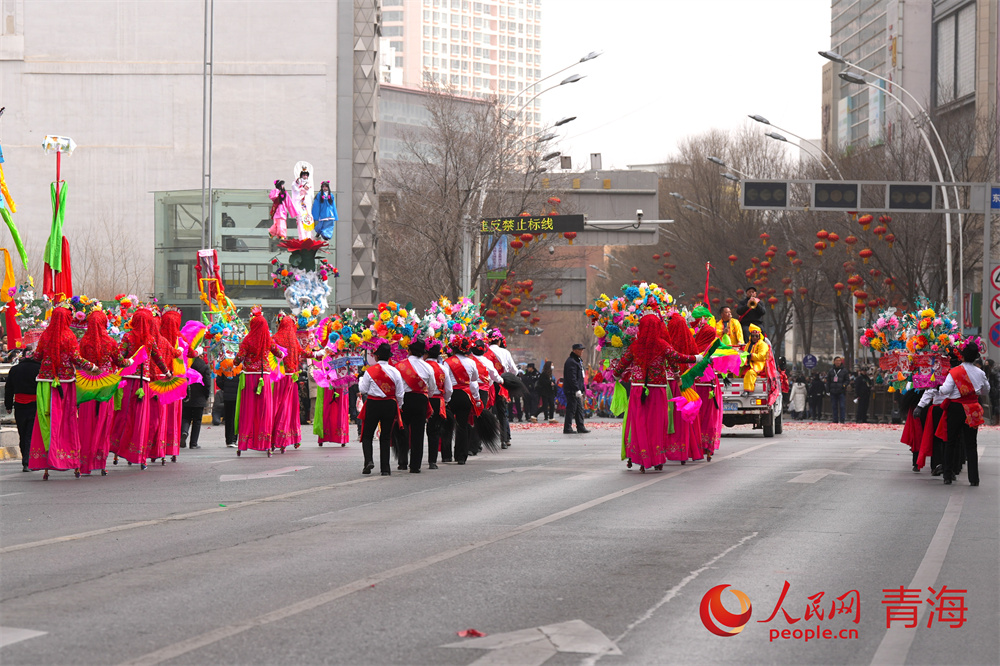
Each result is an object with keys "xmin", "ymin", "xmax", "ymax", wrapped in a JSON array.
[{"xmin": 0, "ymin": 0, "xmax": 340, "ymax": 296}]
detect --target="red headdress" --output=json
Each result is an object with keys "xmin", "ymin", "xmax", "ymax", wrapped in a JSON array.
[
  {"xmin": 694, "ymin": 323, "xmax": 717, "ymax": 353},
  {"xmin": 273, "ymin": 315, "xmax": 302, "ymax": 370},
  {"xmin": 35, "ymin": 307, "xmax": 78, "ymax": 370},
  {"xmin": 79, "ymin": 310, "xmax": 117, "ymax": 366},
  {"xmin": 238, "ymin": 314, "xmax": 274, "ymax": 366},
  {"xmin": 665, "ymin": 313, "xmax": 698, "ymax": 356},
  {"xmin": 630, "ymin": 313, "xmax": 668, "ymax": 376},
  {"xmin": 159, "ymin": 310, "xmax": 182, "ymax": 346},
  {"xmin": 127, "ymin": 309, "xmax": 159, "ymax": 351}
]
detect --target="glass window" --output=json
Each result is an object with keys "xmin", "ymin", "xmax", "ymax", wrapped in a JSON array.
[
  {"xmin": 956, "ymin": 6, "xmax": 976, "ymax": 97},
  {"xmin": 383, "ymin": 10, "xmax": 403, "ymax": 21},
  {"xmin": 383, "ymin": 26, "xmax": 403, "ymax": 37}
]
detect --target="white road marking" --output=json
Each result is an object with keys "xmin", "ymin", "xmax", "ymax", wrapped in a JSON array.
[
  {"xmin": 0, "ymin": 626, "xmax": 47, "ymax": 648},
  {"xmin": 787, "ymin": 469, "xmax": 850, "ymax": 483},
  {"xmin": 0, "ymin": 476, "xmax": 380, "ymax": 555},
  {"xmin": 582, "ymin": 532, "xmax": 759, "ymax": 665},
  {"xmin": 219, "ymin": 466, "xmax": 312, "ymax": 482},
  {"xmin": 870, "ymin": 488, "xmax": 966, "ymax": 666},
  {"xmin": 118, "ymin": 441, "xmax": 782, "ymax": 666},
  {"xmin": 443, "ymin": 620, "xmax": 620, "ymax": 665},
  {"xmin": 0, "ymin": 492, "xmax": 24, "ymax": 498}
]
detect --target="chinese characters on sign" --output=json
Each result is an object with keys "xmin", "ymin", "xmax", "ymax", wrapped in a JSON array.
[
  {"xmin": 479, "ymin": 214, "xmax": 585, "ymax": 235},
  {"xmin": 882, "ymin": 586, "xmax": 968, "ymax": 629}
]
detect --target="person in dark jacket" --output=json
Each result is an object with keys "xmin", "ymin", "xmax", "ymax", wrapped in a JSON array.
[
  {"xmin": 808, "ymin": 373, "xmax": 826, "ymax": 420},
  {"xmin": 735, "ymin": 286, "xmax": 766, "ymax": 341},
  {"xmin": 215, "ymin": 367, "xmax": 240, "ymax": 448},
  {"xmin": 180, "ymin": 354, "xmax": 212, "ymax": 449},
  {"xmin": 562, "ymin": 344, "xmax": 589, "ymax": 434},
  {"xmin": 854, "ymin": 368, "xmax": 872, "ymax": 423},
  {"xmin": 826, "ymin": 357, "xmax": 849, "ymax": 423},
  {"xmin": 535, "ymin": 361, "xmax": 556, "ymax": 421},
  {"xmin": 4, "ymin": 352, "xmax": 40, "ymax": 471},
  {"xmin": 522, "ymin": 363, "xmax": 539, "ymax": 421}
]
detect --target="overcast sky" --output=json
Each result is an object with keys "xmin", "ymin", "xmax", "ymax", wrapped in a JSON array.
[{"xmin": 540, "ymin": 0, "xmax": 831, "ymax": 169}]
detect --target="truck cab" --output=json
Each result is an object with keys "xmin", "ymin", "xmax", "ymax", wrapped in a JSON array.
[{"xmin": 720, "ymin": 342, "xmax": 783, "ymax": 437}]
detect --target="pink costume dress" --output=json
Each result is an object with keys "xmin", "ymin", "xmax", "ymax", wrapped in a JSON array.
[
  {"xmin": 235, "ymin": 343, "xmax": 282, "ymax": 453},
  {"xmin": 318, "ymin": 388, "xmax": 351, "ymax": 446},
  {"xmin": 110, "ymin": 337, "xmax": 168, "ymax": 467},
  {"xmin": 613, "ymin": 345, "xmax": 695, "ymax": 470},
  {"xmin": 78, "ymin": 347, "xmax": 125, "ymax": 475},
  {"xmin": 28, "ymin": 347, "xmax": 89, "ymax": 475},
  {"xmin": 695, "ymin": 370, "xmax": 723, "ymax": 458},
  {"xmin": 272, "ymin": 351, "xmax": 313, "ymax": 451},
  {"xmin": 268, "ymin": 188, "xmax": 299, "ymax": 239}
]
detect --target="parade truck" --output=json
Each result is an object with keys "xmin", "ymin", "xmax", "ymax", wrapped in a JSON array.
[{"xmin": 720, "ymin": 343, "xmax": 783, "ymax": 437}]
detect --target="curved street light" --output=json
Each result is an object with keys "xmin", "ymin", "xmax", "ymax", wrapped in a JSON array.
[
  {"xmin": 763, "ymin": 130, "xmax": 834, "ymax": 179},
  {"xmin": 749, "ymin": 113, "xmax": 844, "ymax": 179},
  {"xmin": 707, "ymin": 155, "xmax": 752, "ymax": 179}
]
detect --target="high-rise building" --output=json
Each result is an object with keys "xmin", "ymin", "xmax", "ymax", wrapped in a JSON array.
[
  {"xmin": 381, "ymin": 0, "xmax": 543, "ymax": 128},
  {"xmin": 822, "ymin": 0, "xmax": 932, "ymax": 152}
]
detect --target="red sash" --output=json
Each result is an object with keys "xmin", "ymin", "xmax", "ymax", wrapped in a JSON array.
[
  {"xmin": 446, "ymin": 356, "xmax": 481, "ymax": 421},
  {"xmin": 472, "ymin": 356, "xmax": 496, "ymax": 408},
  {"xmin": 396, "ymin": 359, "xmax": 429, "ymax": 395},
  {"xmin": 484, "ymin": 349, "xmax": 510, "ymax": 401},
  {"xmin": 359, "ymin": 364, "xmax": 403, "ymax": 429},
  {"xmin": 426, "ymin": 360, "xmax": 448, "ymax": 418},
  {"xmin": 935, "ymin": 366, "xmax": 985, "ymax": 439}
]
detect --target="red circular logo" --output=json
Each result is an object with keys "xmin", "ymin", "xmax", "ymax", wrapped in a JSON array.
[{"xmin": 700, "ymin": 584, "xmax": 753, "ymax": 637}]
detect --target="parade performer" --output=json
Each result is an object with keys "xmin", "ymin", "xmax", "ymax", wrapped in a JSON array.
[
  {"xmin": 311, "ymin": 181, "xmax": 338, "ymax": 241},
  {"xmin": 471, "ymin": 338, "xmax": 503, "ymax": 455},
  {"xmin": 424, "ymin": 338, "xmax": 454, "ymax": 468},
  {"xmin": 936, "ymin": 342, "xmax": 990, "ymax": 486},
  {"xmin": 77, "ymin": 310, "xmax": 125, "ymax": 476},
  {"xmin": 741, "ymin": 325, "xmax": 770, "ymax": 394},
  {"xmin": 156, "ymin": 310, "xmax": 184, "ymax": 462},
  {"xmin": 394, "ymin": 338, "xmax": 436, "ymax": 472},
  {"xmin": 487, "ymin": 329, "xmax": 518, "ymax": 449},
  {"xmin": 111, "ymin": 309, "xmax": 169, "ymax": 469},
  {"xmin": 292, "ymin": 161, "xmax": 315, "ymax": 239},
  {"xmin": 694, "ymin": 320, "xmax": 722, "ymax": 460},
  {"xmin": 28, "ymin": 307, "xmax": 98, "ymax": 479},
  {"xmin": 268, "ymin": 180, "xmax": 298, "ymax": 239},
  {"xmin": 613, "ymin": 308, "xmax": 698, "ymax": 472},
  {"xmin": 234, "ymin": 314, "xmax": 284, "ymax": 456},
  {"xmin": 913, "ymin": 383, "xmax": 948, "ymax": 474},
  {"xmin": 445, "ymin": 336, "xmax": 481, "ymax": 465},
  {"xmin": 665, "ymin": 313, "xmax": 704, "ymax": 462},
  {"xmin": 272, "ymin": 315, "xmax": 314, "ymax": 452},
  {"xmin": 715, "ymin": 305, "xmax": 743, "ymax": 345},
  {"xmin": 358, "ymin": 342, "xmax": 404, "ymax": 475}
]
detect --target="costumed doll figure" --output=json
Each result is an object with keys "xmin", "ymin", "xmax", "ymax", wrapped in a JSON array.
[
  {"xmin": 234, "ymin": 314, "xmax": 284, "ymax": 455},
  {"xmin": 28, "ymin": 307, "xmax": 98, "ymax": 478},
  {"xmin": 292, "ymin": 161, "xmax": 315, "ymax": 239},
  {"xmin": 271, "ymin": 315, "xmax": 316, "ymax": 451},
  {"xmin": 311, "ymin": 181, "xmax": 338, "ymax": 241},
  {"xmin": 111, "ymin": 309, "xmax": 169, "ymax": 468},
  {"xmin": 77, "ymin": 310, "xmax": 126, "ymax": 475},
  {"xmin": 268, "ymin": 180, "xmax": 299, "ymax": 239},
  {"xmin": 613, "ymin": 305, "xmax": 698, "ymax": 472}
]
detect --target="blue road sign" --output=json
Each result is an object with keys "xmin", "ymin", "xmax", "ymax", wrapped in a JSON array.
[
  {"xmin": 803, "ymin": 354, "xmax": 818, "ymax": 369},
  {"xmin": 992, "ymin": 188, "xmax": 1000, "ymax": 208}
]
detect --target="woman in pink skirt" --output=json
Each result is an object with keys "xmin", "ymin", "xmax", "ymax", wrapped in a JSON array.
[
  {"xmin": 694, "ymin": 323, "xmax": 723, "ymax": 461},
  {"xmin": 613, "ymin": 306, "xmax": 697, "ymax": 473},
  {"xmin": 28, "ymin": 307, "xmax": 98, "ymax": 480},
  {"xmin": 111, "ymin": 309, "xmax": 169, "ymax": 470},
  {"xmin": 77, "ymin": 310, "xmax": 126, "ymax": 476},
  {"xmin": 271, "ymin": 315, "xmax": 314, "ymax": 452},
  {"xmin": 234, "ymin": 314, "xmax": 283, "ymax": 456},
  {"xmin": 156, "ymin": 310, "xmax": 185, "ymax": 462},
  {"xmin": 663, "ymin": 314, "xmax": 704, "ymax": 464}
]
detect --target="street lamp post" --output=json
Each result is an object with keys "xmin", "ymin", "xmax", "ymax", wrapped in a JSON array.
[
  {"xmin": 749, "ymin": 114, "xmax": 844, "ymax": 179},
  {"xmin": 707, "ymin": 156, "xmax": 753, "ymax": 179},
  {"xmin": 822, "ymin": 50, "xmax": 964, "ymax": 312},
  {"xmin": 763, "ymin": 130, "xmax": 834, "ymax": 179},
  {"xmin": 839, "ymin": 70, "xmax": 956, "ymax": 311}
]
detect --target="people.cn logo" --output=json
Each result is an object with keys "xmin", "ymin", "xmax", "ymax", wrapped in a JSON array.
[{"xmin": 700, "ymin": 584, "xmax": 753, "ymax": 637}]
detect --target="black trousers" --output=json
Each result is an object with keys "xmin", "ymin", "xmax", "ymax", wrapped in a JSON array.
[
  {"xmin": 427, "ymin": 397, "xmax": 445, "ymax": 464},
  {"xmin": 450, "ymin": 390, "xmax": 473, "ymax": 463},
  {"xmin": 563, "ymin": 391, "xmax": 585, "ymax": 431},
  {"xmin": 223, "ymin": 400, "xmax": 237, "ymax": 445},
  {"xmin": 944, "ymin": 402, "xmax": 979, "ymax": 484},
  {"xmin": 855, "ymin": 394, "xmax": 870, "ymax": 423},
  {"xmin": 525, "ymin": 391, "xmax": 538, "ymax": 418},
  {"xmin": 539, "ymin": 394, "xmax": 554, "ymax": 419},
  {"xmin": 400, "ymin": 392, "xmax": 428, "ymax": 470},
  {"xmin": 495, "ymin": 396, "xmax": 510, "ymax": 444},
  {"xmin": 361, "ymin": 398, "xmax": 398, "ymax": 473},
  {"xmin": 180, "ymin": 404, "xmax": 204, "ymax": 446},
  {"xmin": 14, "ymin": 404, "xmax": 36, "ymax": 465}
]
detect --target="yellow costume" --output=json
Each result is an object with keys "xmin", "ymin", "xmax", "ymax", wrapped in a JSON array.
[
  {"xmin": 742, "ymin": 325, "xmax": 770, "ymax": 391},
  {"xmin": 716, "ymin": 318, "xmax": 744, "ymax": 346}
]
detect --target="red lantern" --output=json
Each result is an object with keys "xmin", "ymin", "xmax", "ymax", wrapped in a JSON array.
[
  {"xmin": 783, "ymin": 288, "xmax": 793, "ymax": 302},
  {"xmin": 510, "ymin": 297, "xmax": 522, "ymax": 306},
  {"xmin": 657, "ymin": 269, "xmax": 664, "ymax": 276},
  {"xmin": 792, "ymin": 258, "xmax": 804, "ymax": 270},
  {"xmin": 555, "ymin": 288, "xmax": 563, "ymax": 299},
  {"xmin": 728, "ymin": 254, "xmax": 738, "ymax": 265},
  {"xmin": 767, "ymin": 296, "xmax": 779, "ymax": 309},
  {"xmin": 884, "ymin": 233, "xmax": 896, "ymax": 248},
  {"xmin": 662, "ymin": 251, "xmax": 671, "ymax": 258},
  {"xmin": 847, "ymin": 274, "xmax": 863, "ymax": 287},
  {"xmin": 510, "ymin": 239, "xmax": 524, "ymax": 253},
  {"xmin": 859, "ymin": 248, "xmax": 874, "ymax": 264},
  {"xmin": 520, "ymin": 233, "xmax": 534, "ymax": 245},
  {"xmin": 781, "ymin": 276, "xmax": 792, "ymax": 286},
  {"xmin": 816, "ymin": 229, "xmax": 830, "ymax": 241},
  {"xmin": 873, "ymin": 225, "xmax": 887, "ymax": 239},
  {"xmin": 765, "ymin": 249, "xmax": 776, "ymax": 259},
  {"xmin": 712, "ymin": 297, "xmax": 721, "ymax": 305},
  {"xmin": 631, "ymin": 266, "xmax": 638, "ymax": 274},
  {"xmin": 858, "ymin": 214, "xmax": 873, "ymax": 231},
  {"xmin": 631, "ymin": 279, "xmax": 641, "ymax": 286},
  {"xmin": 563, "ymin": 231, "xmax": 577, "ymax": 245},
  {"xmin": 760, "ymin": 232, "xmax": 770, "ymax": 246},
  {"xmin": 485, "ymin": 309, "xmax": 498, "ymax": 317},
  {"xmin": 531, "ymin": 317, "xmax": 540, "ymax": 325},
  {"xmin": 491, "ymin": 296, "xmax": 503, "ymax": 305},
  {"xmin": 652, "ymin": 253, "xmax": 661, "ymax": 261},
  {"xmin": 500, "ymin": 286, "xmax": 513, "ymax": 297},
  {"xmin": 827, "ymin": 232, "xmax": 839, "ymax": 247},
  {"xmin": 547, "ymin": 196, "xmax": 561, "ymax": 205},
  {"xmin": 751, "ymin": 256, "xmax": 760, "ymax": 264},
  {"xmin": 869, "ymin": 268, "xmax": 882, "ymax": 278},
  {"xmin": 726, "ymin": 297, "xmax": 735, "ymax": 304},
  {"xmin": 814, "ymin": 241, "xmax": 826, "ymax": 256},
  {"xmin": 878, "ymin": 214, "xmax": 891, "ymax": 226},
  {"xmin": 834, "ymin": 282, "xmax": 845, "ymax": 296},
  {"xmin": 798, "ymin": 287, "xmax": 808, "ymax": 297},
  {"xmin": 853, "ymin": 289, "xmax": 868, "ymax": 301},
  {"xmin": 884, "ymin": 276, "xmax": 895, "ymax": 290},
  {"xmin": 785, "ymin": 249, "xmax": 798, "ymax": 262},
  {"xmin": 520, "ymin": 310, "xmax": 531, "ymax": 319}
]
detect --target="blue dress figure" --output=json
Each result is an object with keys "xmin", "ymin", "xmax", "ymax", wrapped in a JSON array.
[{"xmin": 311, "ymin": 181, "xmax": 338, "ymax": 241}]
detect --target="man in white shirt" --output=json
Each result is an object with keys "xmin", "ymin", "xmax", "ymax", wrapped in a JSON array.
[
  {"xmin": 424, "ymin": 339, "xmax": 455, "ymax": 468},
  {"xmin": 358, "ymin": 343, "xmax": 405, "ymax": 476},
  {"xmin": 938, "ymin": 343, "xmax": 990, "ymax": 486},
  {"xmin": 396, "ymin": 338, "xmax": 437, "ymax": 473},
  {"xmin": 445, "ymin": 336, "xmax": 481, "ymax": 465}
]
